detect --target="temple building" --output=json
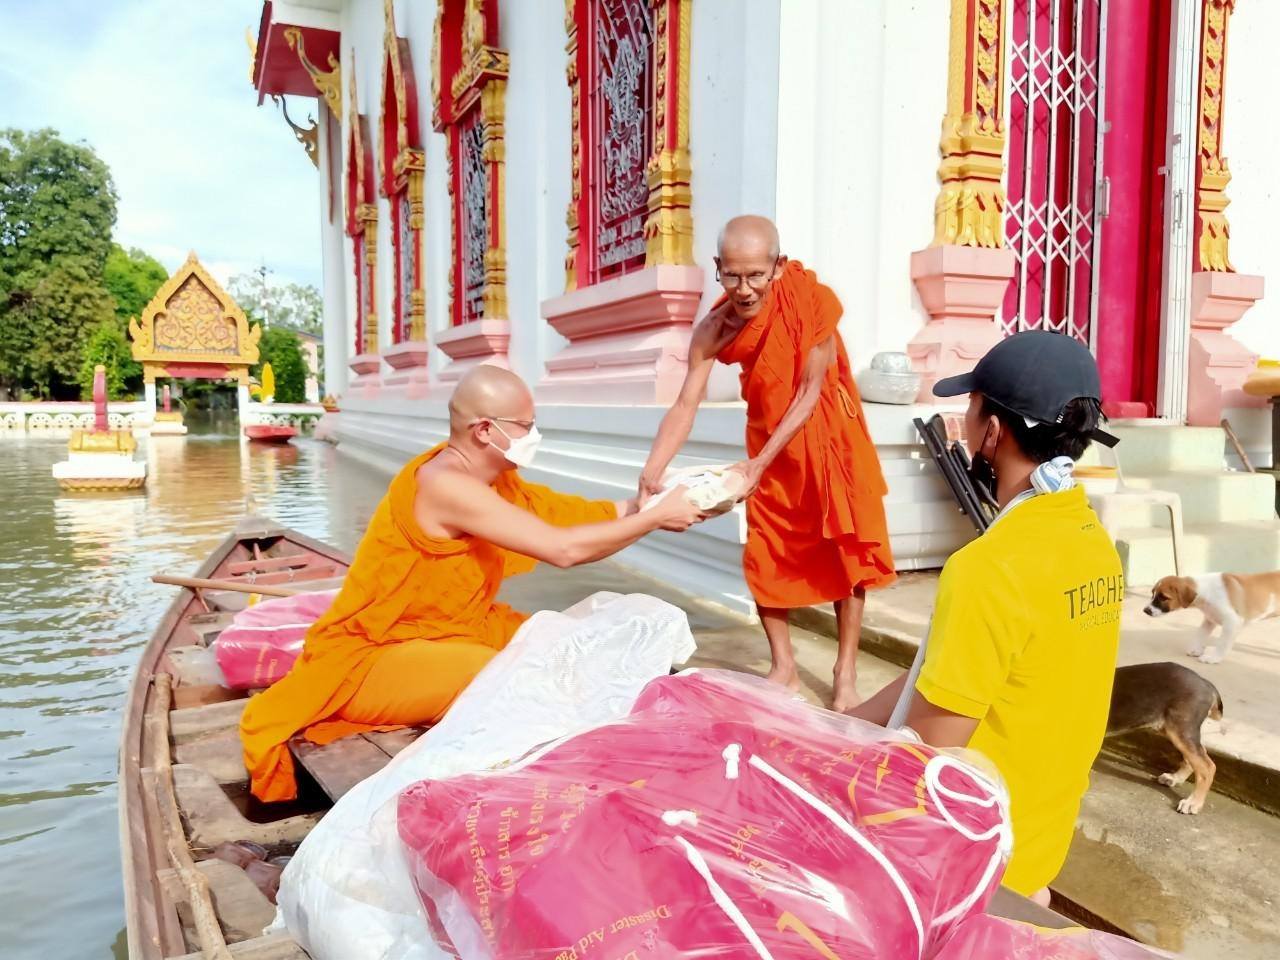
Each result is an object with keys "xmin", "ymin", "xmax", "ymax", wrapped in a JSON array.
[{"xmin": 249, "ymin": 0, "xmax": 1279, "ymax": 611}]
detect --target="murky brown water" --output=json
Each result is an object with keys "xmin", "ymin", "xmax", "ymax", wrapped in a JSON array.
[{"xmin": 0, "ymin": 416, "xmax": 387, "ymax": 959}]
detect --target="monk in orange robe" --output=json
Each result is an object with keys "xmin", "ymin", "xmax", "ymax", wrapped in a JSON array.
[
  {"xmin": 640, "ymin": 216, "xmax": 895, "ymax": 712},
  {"xmin": 242, "ymin": 366, "xmax": 707, "ymax": 803}
]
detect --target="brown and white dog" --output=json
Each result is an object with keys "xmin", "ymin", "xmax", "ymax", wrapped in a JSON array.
[
  {"xmin": 1144, "ymin": 572, "xmax": 1280, "ymax": 664},
  {"xmin": 1107, "ymin": 662, "xmax": 1224, "ymax": 815}
]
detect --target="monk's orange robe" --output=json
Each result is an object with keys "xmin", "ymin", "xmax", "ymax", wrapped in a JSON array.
[
  {"xmin": 240, "ymin": 444, "xmax": 617, "ymax": 802},
  {"xmin": 716, "ymin": 261, "xmax": 895, "ymax": 609}
]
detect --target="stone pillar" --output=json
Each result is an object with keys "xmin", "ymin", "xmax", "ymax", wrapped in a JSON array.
[
  {"xmin": 907, "ymin": 0, "xmax": 1012, "ymax": 401},
  {"xmin": 1187, "ymin": 0, "xmax": 1266, "ymax": 425},
  {"xmin": 144, "ymin": 380, "xmax": 158, "ymax": 411}
]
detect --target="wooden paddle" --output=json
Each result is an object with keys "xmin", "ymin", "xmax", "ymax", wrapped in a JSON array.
[{"xmin": 151, "ymin": 574, "xmax": 304, "ymax": 598}]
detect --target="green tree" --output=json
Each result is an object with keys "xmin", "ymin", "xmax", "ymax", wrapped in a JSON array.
[
  {"xmin": 78, "ymin": 321, "xmax": 141, "ymax": 400},
  {"xmin": 253, "ymin": 326, "xmax": 307, "ymax": 403},
  {"xmin": 229, "ymin": 266, "xmax": 322, "ymax": 336},
  {"xmin": 0, "ymin": 128, "xmax": 118, "ymax": 398},
  {"xmin": 104, "ymin": 243, "xmax": 168, "ymax": 324}
]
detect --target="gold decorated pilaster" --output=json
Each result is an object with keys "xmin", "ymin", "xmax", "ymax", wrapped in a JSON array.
[
  {"xmin": 397, "ymin": 148, "xmax": 427, "ymax": 340},
  {"xmin": 431, "ymin": 6, "xmax": 444, "ymax": 128},
  {"xmin": 643, "ymin": 0, "xmax": 694, "ymax": 267},
  {"xmin": 480, "ymin": 79, "xmax": 509, "ymax": 321},
  {"xmin": 357, "ymin": 203, "xmax": 379, "ymax": 354},
  {"xmin": 563, "ymin": 0, "xmax": 582, "ymax": 291},
  {"xmin": 1196, "ymin": 0, "xmax": 1236, "ymax": 272},
  {"xmin": 245, "ymin": 28, "xmax": 258, "ymax": 84},
  {"xmin": 285, "ymin": 27, "xmax": 342, "ymax": 119},
  {"xmin": 931, "ymin": 0, "xmax": 1007, "ymax": 248}
]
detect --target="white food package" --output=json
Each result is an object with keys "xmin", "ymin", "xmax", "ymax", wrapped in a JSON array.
[
  {"xmin": 272, "ymin": 591, "xmax": 697, "ymax": 960},
  {"xmin": 639, "ymin": 463, "xmax": 745, "ymax": 514}
]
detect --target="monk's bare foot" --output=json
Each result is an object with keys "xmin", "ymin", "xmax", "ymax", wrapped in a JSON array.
[
  {"xmin": 832, "ymin": 666, "xmax": 861, "ymax": 713},
  {"xmin": 766, "ymin": 661, "xmax": 801, "ymax": 693}
]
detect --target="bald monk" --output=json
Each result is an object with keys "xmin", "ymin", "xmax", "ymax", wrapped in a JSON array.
[
  {"xmin": 639, "ymin": 216, "xmax": 895, "ymax": 712},
  {"xmin": 241, "ymin": 366, "xmax": 707, "ymax": 802}
]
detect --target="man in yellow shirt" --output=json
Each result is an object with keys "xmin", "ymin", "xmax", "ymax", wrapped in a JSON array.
[{"xmin": 849, "ymin": 331, "xmax": 1123, "ymax": 904}]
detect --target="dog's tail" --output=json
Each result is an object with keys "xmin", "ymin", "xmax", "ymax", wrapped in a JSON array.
[{"xmin": 1209, "ymin": 687, "xmax": 1227, "ymax": 735}]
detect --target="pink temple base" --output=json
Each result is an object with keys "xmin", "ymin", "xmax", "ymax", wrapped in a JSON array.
[
  {"xmin": 907, "ymin": 245, "xmax": 1014, "ymax": 402},
  {"xmin": 347, "ymin": 354, "xmax": 384, "ymax": 400},
  {"xmin": 435, "ymin": 319, "xmax": 511, "ymax": 384},
  {"xmin": 1187, "ymin": 271, "xmax": 1266, "ymax": 426},
  {"xmin": 538, "ymin": 265, "xmax": 704, "ymax": 405},
  {"xmin": 383, "ymin": 340, "xmax": 432, "ymax": 398}
]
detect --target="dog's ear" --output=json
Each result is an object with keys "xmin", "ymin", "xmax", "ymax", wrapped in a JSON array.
[{"xmin": 1174, "ymin": 578, "xmax": 1198, "ymax": 608}]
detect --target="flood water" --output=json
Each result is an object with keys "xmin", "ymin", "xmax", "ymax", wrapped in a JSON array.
[{"xmin": 0, "ymin": 416, "xmax": 388, "ymax": 959}]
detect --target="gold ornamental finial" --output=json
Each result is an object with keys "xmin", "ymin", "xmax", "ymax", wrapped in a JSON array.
[
  {"xmin": 285, "ymin": 26, "xmax": 342, "ymax": 119},
  {"xmin": 245, "ymin": 27, "xmax": 258, "ymax": 84}
]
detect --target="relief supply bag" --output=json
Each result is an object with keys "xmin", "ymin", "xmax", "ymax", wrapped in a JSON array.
[
  {"xmin": 272, "ymin": 592, "xmax": 697, "ymax": 960},
  {"xmin": 213, "ymin": 589, "xmax": 339, "ymax": 689},
  {"xmin": 398, "ymin": 669, "xmax": 1015, "ymax": 960}
]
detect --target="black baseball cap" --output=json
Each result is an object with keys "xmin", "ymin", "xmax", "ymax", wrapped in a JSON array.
[{"xmin": 933, "ymin": 331, "xmax": 1119, "ymax": 447}]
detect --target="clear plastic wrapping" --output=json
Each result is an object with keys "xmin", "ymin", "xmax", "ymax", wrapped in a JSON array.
[
  {"xmin": 398, "ymin": 669, "xmax": 1170, "ymax": 960},
  {"xmin": 274, "ymin": 593, "xmax": 697, "ymax": 960}
]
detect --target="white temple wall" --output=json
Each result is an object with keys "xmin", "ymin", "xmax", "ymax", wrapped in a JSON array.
[{"xmin": 1215, "ymin": 0, "xmax": 1280, "ymax": 361}]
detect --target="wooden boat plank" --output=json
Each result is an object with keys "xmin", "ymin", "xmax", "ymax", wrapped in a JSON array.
[
  {"xmin": 289, "ymin": 733, "xmax": 395, "ymax": 802},
  {"xmin": 172, "ymin": 764, "xmax": 320, "ymax": 851},
  {"xmin": 363, "ymin": 728, "xmax": 425, "ymax": 756},
  {"xmin": 172, "ymin": 933, "xmax": 308, "ymax": 960},
  {"xmin": 242, "ymin": 565, "xmax": 340, "ymax": 587},
  {"xmin": 171, "ymin": 699, "xmax": 248, "ymax": 745},
  {"xmin": 164, "ymin": 859, "xmax": 277, "ymax": 945},
  {"xmin": 225, "ymin": 554, "xmax": 312, "ymax": 575},
  {"xmin": 175, "ymin": 733, "xmax": 248, "ymax": 785}
]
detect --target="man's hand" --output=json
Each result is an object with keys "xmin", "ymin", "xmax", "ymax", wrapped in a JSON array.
[
  {"xmin": 649, "ymin": 485, "xmax": 707, "ymax": 531},
  {"xmin": 728, "ymin": 458, "xmax": 766, "ymax": 501},
  {"xmin": 637, "ymin": 468, "xmax": 665, "ymax": 507}
]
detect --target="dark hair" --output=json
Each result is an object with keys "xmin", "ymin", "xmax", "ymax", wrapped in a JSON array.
[{"xmin": 980, "ymin": 395, "xmax": 1101, "ymax": 462}]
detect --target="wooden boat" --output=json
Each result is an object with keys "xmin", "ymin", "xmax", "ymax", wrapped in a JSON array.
[
  {"xmin": 121, "ymin": 519, "xmax": 1082, "ymax": 959},
  {"xmin": 244, "ymin": 424, "xmax": 298, "ymax": 444},
  {"xmin": 120, "ymin": 517, "xmax": 353, "ymax": 960}
]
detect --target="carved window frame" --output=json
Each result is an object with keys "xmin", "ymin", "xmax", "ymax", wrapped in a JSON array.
[
  {"xmin": 432, "ymin": 1, "xmax": 510, "ymax": 327},
  {"xmin": 564, "ymin": 0, "xmax": 693, "ymax": 292}
]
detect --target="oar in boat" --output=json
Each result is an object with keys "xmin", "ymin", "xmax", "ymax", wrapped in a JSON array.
[{"xmin": 151, "ymin": 574, "xmax": 305, "ymax": 598}]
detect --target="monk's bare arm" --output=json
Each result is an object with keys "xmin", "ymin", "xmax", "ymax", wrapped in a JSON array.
[
  {"xmin": 733, "ymin": 336, "xmax": 835, "ymax": 496},
  {"xmin": 638, "ymin": 307, "xmax": 727, "ymax": 498},
  {"xmin": 424, "ymin": 472, "xmax": 704, "ymax": 569}
]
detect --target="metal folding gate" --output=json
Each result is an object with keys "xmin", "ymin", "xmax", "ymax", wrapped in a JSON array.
[{"xmin": 1003, "ymin": 0, "xmax": 1108, "ymax": 349}]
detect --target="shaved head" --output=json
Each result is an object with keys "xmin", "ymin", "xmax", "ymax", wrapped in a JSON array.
[
  {"xmin": 718, "ymin": 215, "xmax": 780, "ymax": 260},
  {"xmin": 448, "ymin": 365, "xmax": 534, "ymax": 436}
]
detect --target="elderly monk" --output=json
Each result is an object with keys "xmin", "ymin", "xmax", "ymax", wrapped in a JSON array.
[
  {"xmin": 639, "ymin": 215, "xmax": 895, "ymax": 712},
  {"xmin": 242, "ymin": 366, "xmax": 706, "ymax": 803}
]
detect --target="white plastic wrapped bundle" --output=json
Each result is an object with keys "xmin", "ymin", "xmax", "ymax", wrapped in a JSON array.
[
  {"xmin": 640, "ymin": 464, "xmax": 746, "ymax": 514},
  {"xmin": 272, "ymin": 592, "xmax": 696, "ymax": 960}
]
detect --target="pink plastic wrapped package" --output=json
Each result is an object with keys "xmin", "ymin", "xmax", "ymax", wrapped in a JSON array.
[
  {"xmin": 213, "ymin": 589, "xmax": 338, "ymax": 689},
  {"xmin": 398, "ymin": 670, "xmax": 1015, "ymax": 959}
]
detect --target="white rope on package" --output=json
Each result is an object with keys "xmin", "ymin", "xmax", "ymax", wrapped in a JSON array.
[{"xmin": 923, "ymin": 754, "xmax": 1013, "ymax": 928}]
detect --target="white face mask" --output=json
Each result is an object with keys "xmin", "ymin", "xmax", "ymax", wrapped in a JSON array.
[{"xmin": 491, "ymin": 421, "xmax": 542, "ymax": 468}]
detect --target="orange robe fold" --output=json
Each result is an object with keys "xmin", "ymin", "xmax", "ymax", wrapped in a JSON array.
[
  {"xmin": 240, "ymin": 444, "xmax": 617, "ymax": 802},
  {"xmin": 716, "ymin": 260, "xmax": 895, "ymax": 608}
]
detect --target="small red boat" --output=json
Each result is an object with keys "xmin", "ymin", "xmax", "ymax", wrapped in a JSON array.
[{"xmin": 244, "ymin": 424, "xmax": 298, "ymax": 443}]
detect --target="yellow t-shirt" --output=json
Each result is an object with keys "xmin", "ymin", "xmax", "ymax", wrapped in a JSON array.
[{"xmin": 916, "ymin": 485, "xmax": 1122, "ymax": 894}]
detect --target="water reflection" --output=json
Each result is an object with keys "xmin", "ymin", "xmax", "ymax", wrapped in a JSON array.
[{"xmin": 0, "ymin": 415, "xmax": 388, "ymax": 959}]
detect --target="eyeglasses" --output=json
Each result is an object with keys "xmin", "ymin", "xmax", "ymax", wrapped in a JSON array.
[
  {"xmin": 471, "ymin": 415, "xmax": 534, "ymax": 430},
  {"xmin": 715, "ymin": 259, "xmax": 778, "ymax": 292}
]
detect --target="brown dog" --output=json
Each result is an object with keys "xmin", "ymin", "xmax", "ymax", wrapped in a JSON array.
[
  {"xmin": 1145, "ymin": 572, "xmax": 1280, "ymax": 663},
  {"xmin": 1107, "ymin": 662, "xmax": 1223, "ymax": 815}
]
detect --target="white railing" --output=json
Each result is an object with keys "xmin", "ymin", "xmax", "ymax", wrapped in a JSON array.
[
  {"xmin": 243, "ymin": 401, "xmax": 326, "ymax": 434},
  {"xmin": 0, "ymin": 402, "xmax": 149, "ymax": 436}
]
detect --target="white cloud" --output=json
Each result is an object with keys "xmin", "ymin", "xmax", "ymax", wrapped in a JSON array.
[{"xmin": 0, "ymin": 0, "xmax": 322, "ymax": 289}]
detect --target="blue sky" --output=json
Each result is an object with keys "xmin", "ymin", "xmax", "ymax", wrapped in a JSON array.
[{"xmin": 0, "ymin": 1, "xmax": 321, "ymax": 289}]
